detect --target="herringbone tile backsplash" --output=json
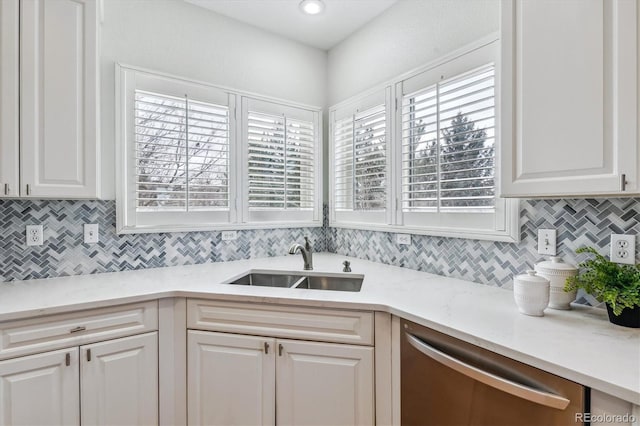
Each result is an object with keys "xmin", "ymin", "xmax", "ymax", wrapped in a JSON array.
[
  {"xmin": 1, "ymin": 198, "xmax": 639, "ymax": 287},
  {"xmin": 330, "ymin": 198, "xmax": 640, "ymax": 287},
  {"xmin": 0, "ymin": 200, "xmax": 325, "ymax": 282}
]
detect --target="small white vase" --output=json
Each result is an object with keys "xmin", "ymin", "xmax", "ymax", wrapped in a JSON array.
[{"xmin": 513, "ymin": 270, "xmax": 550, "ymax": 317}]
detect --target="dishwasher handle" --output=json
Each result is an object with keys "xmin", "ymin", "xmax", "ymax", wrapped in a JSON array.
[{"xmin": 405, "ymin": 333, "xmax": 571, "ymax": 410}]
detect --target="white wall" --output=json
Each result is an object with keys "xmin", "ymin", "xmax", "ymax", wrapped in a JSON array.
[
  {"xmin": 100, "ymin": 0, "xmax": 327, "ymax": 199},
  {"xmin": 327, "ymin": 0, "xmax": 499, "ymax": 106}
]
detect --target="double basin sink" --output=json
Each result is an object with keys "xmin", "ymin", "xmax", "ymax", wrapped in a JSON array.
[{"xmin": 225, "ymin": 270, "xmax": 364, "ymax": 292}]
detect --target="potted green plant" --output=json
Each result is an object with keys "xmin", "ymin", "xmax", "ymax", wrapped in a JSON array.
[{"xmin": 564, "ymin": 247, "xmax": 640, "ymax": 328}]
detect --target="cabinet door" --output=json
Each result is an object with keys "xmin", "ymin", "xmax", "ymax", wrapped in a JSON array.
[
  {"xmin": 276, "ymin": 339, "xmax": 374, "ymax": 426},
  {"xmin": 0, "ymin": 0, "xmax": 19, "ymax": 198},
  {"xmin": 20, "ymin": 0, "xmax": 100, "ymax": 198},
  {"xmin": 500, "ymin": 0, "xmax": 637, "ymax": 197},
  {"xmin": 0, "ymin": 347, "xmax": 79, "ymax": 426},
  {"xmin": 81, "ymin": 332, "xmax": 158, "ymax": 426},
  {"xmin": 187, "ymin": 330, "xmax": 275, "ymax": 426}
]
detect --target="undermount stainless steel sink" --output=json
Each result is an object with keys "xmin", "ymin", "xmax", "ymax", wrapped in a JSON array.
[
  {"xmin": 226, "ymin": 272, "xmax": 304, "ymax": 288},
  {"xmin": 294, "ymin": 275, "xmax": 363, "ymax": 292},
  {"xmin": 225, "ymin": 270, "xmax": 364, "ymax": 292}
]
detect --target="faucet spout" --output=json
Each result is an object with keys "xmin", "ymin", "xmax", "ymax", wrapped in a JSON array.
[{"xmin": 288, "ymin": 238, "xmax": 313, "ymax": 270}]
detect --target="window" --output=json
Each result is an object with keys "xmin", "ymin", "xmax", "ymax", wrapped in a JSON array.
[
  {"xmin": 243, "ymin": 98, "xmax": 322, "ymax": 224},
  {"xmin": 135, "ymin": 91, "xmax": 229, "ymax": 212},
  {"xmin": 117, "ymin": 66, "xmax": 322, "ymax": 233},
  {"xmin": 330, "ymin": 89, "xmax": 391, "ymax": 225},
  {"xmin": 402, "ymin": 65, "xmax": 496, "ymax": 212},
  {"xmin": 329, "ymin": 41, "xmax": 518, "ymax": 242}
]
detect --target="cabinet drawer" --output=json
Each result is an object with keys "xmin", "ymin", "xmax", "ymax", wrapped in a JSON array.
[
  {"xmin": 0, "ymin": 301, "xmax": 158, "ymax": 360},
  {"xmin": 187, "ymin": 300, "xmax": 374, "ymax": 346}
]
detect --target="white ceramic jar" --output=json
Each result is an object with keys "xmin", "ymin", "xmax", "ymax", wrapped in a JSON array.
[
  {"xmin": 535, "ymin": 256, "xmax": 578, "ymax": 310},
  {"xmin": 513, "ymin": 270, "xmax": 550, "ymax": 316}
]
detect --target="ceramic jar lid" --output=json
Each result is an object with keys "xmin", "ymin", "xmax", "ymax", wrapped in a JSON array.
[
  {"xmin": 535, "ymin": 256, "xmax": 578, "ymax": 275},
  {"xmin": 514, "ymin": 270, "xmax": 550, "ymax": 285}
]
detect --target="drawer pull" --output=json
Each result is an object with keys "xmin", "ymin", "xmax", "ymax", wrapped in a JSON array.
[
  {"xmin": 69, "ymin": 326, "xmax": 86, "ymax": 334},
  {"xmin": 65, "ymin": 353, "xmax": 70, "ymax": 366},
  {"xmin": 86, "ymin": 349, "xmax": 91, "ymax": 362}
]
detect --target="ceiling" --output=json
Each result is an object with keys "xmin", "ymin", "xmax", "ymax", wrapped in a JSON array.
[{"xmin": 184, "ymin": 0, "xmax": 399, "ymax": 50}]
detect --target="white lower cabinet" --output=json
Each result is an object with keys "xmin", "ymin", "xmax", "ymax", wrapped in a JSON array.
[
  {"xmin": 81, "ymin": 332, "xmax": 158, "ymax": 426},
  {"xmin": 0, "ymin": 332, "xmax": 158, "ymax": 426},
  {"xmin": 276, "ymin": 339, "xmax": 374, "ymax": 426},
  {"xmin": 188, "ymin": 331, "xmax": 275, "ymax": 426},
  {"xmin": 0, "ymin": 347, "xmax": 80, "ymax": 425},
  {"xmin": 187, "ymin": 330, "xmax": 374, "ymax": 426}
]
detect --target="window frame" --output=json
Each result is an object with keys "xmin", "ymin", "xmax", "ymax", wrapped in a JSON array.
[
  {"xmin": 116, "ymin": 64, "xmax": 323, "ymax": 234},
  {"xmin": 240, "ymin": 96, "xmax": 323, "ymax": 226},
  {"xmin": 329, "ymin": 87, "xmax": 393, "ymax": 226},
  {"xmin": 329, "ymin": 38, "xmax": 520, "ymax": 243}
]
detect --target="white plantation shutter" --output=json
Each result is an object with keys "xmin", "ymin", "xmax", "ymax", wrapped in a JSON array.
[
  {"xmin": 402, "ymin": 64, "xmax": 496, "ymax": 212},
  {"xmin": 247, "ymin": 112, "xmax": 314, "ymax": 210},
  {"xmin": 334, "ymin": 104, "xmax": 387, "ymax": 211},
  {"xmin": 135, "ymin": 90, "xmax": 229, "ymax": 211},
  {"xmin": 244, "ymin": 97, "xmax": 320, "ymax": 224}
]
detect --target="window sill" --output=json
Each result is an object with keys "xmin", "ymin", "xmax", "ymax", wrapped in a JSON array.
[
  {"xmin": 328, "ymin": 221, "xmax": 520, "ymax": 243},
  {"xmin": 117, "ymin": 221, "xmax": 322, "ymax": 235}
]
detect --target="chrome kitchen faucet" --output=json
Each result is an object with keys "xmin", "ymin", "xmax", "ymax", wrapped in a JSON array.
[{"xmin": 289, "ymin": 237, "xmax": 313, "ymax": 270}]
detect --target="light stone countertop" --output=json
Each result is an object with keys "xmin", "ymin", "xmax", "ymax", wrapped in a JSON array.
[{"xmin": 0, "ymin": 253, "xmax": 638, "ymax": 405}]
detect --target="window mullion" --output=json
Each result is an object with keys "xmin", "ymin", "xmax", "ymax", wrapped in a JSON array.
[
  {"xmin": 185, "ymin": 94, "xmax": 190, "ymax": 212},
  {"xmin": 283, "ymin": 114, "xmax": 288, "ymax": 210},
  {"xmin": 351, "ymin": 114, "xmax": 356, "ymax": 210},
  {"xmin": 436, "ymin": 83, "xmax": 441, "ymax": 214}
]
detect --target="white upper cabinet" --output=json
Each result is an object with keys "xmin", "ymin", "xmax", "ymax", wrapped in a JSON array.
[
  {"xmin": 0, "ymin": 0, "xmax": 19, "ymax": 198},
  {"xmin": 500, "ymin": 0, "xmax": 638, "ymax": 197},
  {"xmin": 19, "ymin": 0, "xmax": 100, "ymax": 198}
]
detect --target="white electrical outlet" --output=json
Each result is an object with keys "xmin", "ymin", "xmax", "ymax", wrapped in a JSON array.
[
  {"xmin": 396, "ymin": 234, "xmax": 411, "ymax": 245},
  {"xmin": 610, "ymin": 234, "xmax": 635, "ymax": 265},
  {"xmin": 537, "ymin": 229, "xmax": 557, "ymax": 255},
  {"xmin": 84, "ymin": 224, "xmax": 99, "ymax": 244},
  {"xmin": 25, "ymin": 225, "xmax": 43, "ymax": 246},
  {"xmin": 221, "ymin": 231, "xmax": 238, "ymax": 241}
]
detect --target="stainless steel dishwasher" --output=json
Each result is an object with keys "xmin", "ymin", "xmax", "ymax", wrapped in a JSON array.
[{"xmin": 401, "ymin": 319, "xmax": 588, "ymax": 426}]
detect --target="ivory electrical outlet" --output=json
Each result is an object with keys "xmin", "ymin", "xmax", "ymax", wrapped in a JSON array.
[
  {"xmin": 221, "ymin": 231, "xmax": 238, "ymax": 241},
  {"xmin": 537, "ymin": 229, "xmax": 557, "ymax": 255},
  {"xmin": 610, "ymin": 234, "xmax": 635, "ymax": 265},
  {"xmin": 396, "ymin": 234, "xmax": 411, "ymax": 245},
  {"xmin": 26, "ymin": 225, "xmax": 44, "ymax": 246}
]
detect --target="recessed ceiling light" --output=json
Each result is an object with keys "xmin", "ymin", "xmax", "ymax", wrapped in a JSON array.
[{"xmin": 299, "ymin": 0, "xmax": 325, "ymax": 15}]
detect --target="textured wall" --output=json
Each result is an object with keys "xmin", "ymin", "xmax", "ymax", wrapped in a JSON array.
[
  {"xmin": 0, "ymin": 200, "xmax": 326, "ymax": 282},
  {"xmin": 1, "ymin": 199, "xmax": 639, "ymax": 286},
  {"xmin": 329, "ymin": 198, "xmax": 640, "ymax": 288}
]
